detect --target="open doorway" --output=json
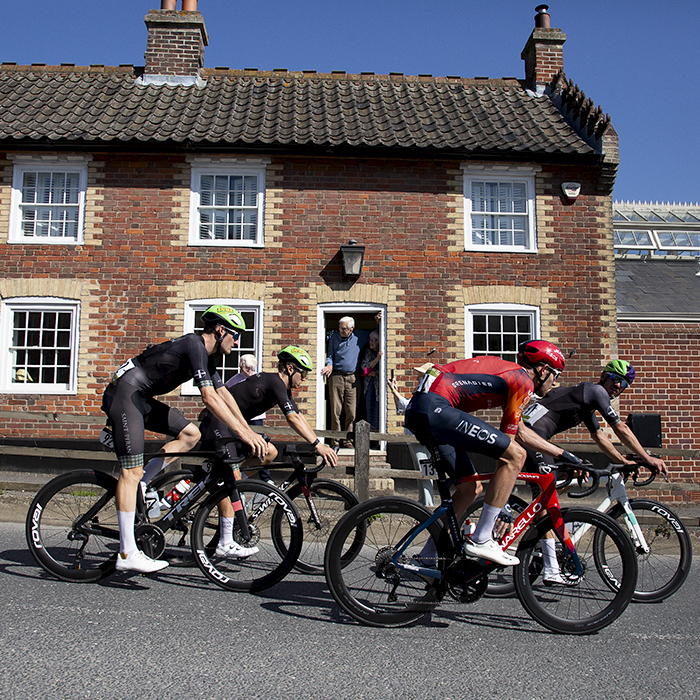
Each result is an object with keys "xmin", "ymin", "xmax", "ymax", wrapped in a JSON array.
[{"xmin": 316, "ymin": 303, "xmax": 386, "ymax": 446}]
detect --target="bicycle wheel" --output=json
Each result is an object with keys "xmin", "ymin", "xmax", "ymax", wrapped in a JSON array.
[
  {"xmin": 514, "ymin": 507, "xmax": 637, "ymax": 634},
  {"xmin": 282, "ymin": 478, "xmax": 360, "ymax": 575},
  {"xmin": 191, "ymin": 480, "xmax": 302, "ymax": 592},
  {"xmin": 147, "ymin": 468, "xmax": 196, "ymax": 562},
  {"xmin": 324, "ymin": 497, "xmax": 444, "ymax": 628},
  {"xmin": 602, "ymin": 498, "xmax": 692, "ymax": 603},
  {"xmin": 460, "ymin": 493, "xmax": 529, "ymax": 598},
  {"xmin": 25, "ymin": 469, "xmax": 119, "ymax": 582}
]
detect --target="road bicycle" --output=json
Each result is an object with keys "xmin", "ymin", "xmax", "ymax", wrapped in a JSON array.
[
  {"xmin": 151, "ymin": 444, "xmax": 361, "ymax": 575},
  {"xmin": 324, "ymin": 443, "xmax": 638, "ymax": 635},
  {"xmin": 26, "ymin": 440, "xmax": 302, "ymax": 592},
  {"xmin": 463, "ymin": 460, "xmax": 692, "ymax": 603}
]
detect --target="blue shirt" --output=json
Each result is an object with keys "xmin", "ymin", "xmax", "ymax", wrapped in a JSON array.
[{"xmin": 325, "ymin": 330, "xmax": 368, "ymax": 372}]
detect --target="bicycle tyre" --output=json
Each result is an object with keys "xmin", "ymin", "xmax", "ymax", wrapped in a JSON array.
[
  {"xmin": 25, "ymin": 469, "xmax": 119, "ymax": 582},
  {"xmin": 459, "ymin": 493, "xmax": 530, "ymax": 598},
  {"xmin": 514, "ymin": 507, "xmax": 637, "ymax": 634},
  {"xmin": 602, "ymin": 498, "xmax": 692, "ymax": 603},
  {"xmin": 282, "ymin": 478, "xmax": 360, "ymax": 575},
  {"xmin": 191, "ymin": 480, "xmax": 302, "ymax": 592},
  {"xmin": 324, "ymin": 497, "xmax": 444, "ymax": 628}
]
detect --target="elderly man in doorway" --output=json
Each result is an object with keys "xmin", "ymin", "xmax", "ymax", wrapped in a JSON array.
[{"xmin": 321, "ymin": 316, "xmax": 368, "ymax": 449}]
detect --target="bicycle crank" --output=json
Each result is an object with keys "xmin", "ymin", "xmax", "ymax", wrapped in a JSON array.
[{"xmin": 135, "ymin": 523, "xmax": 166, "ymax": 560}]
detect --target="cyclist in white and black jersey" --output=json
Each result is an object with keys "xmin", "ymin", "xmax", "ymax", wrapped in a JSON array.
[
  {"xmin": 101, "ymin": 305, "xmax": 269, "ymax": 574},
  {"xmin": 521, "ymin": 359, "xmax": 667, "ymax": 476},
  {"xmin": 198, "ymin": 346, "xmax": 338, "ymax": 557},
  {"xmin": 518, "ymin": 359, "xmax": 667, "ymax": 585}
]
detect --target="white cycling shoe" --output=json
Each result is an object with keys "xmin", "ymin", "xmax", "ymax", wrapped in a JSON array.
[
  {"xmin": 116, "ymin": 549, "xmax": 169, "ymax": 573},
  {"xmin": 542, "ymin": 572, "xmax": 578, "ymax": 586},
  {"xmin": 215, "ymin": 541, "xmax": 259, "ymax": 559},
  {"xmin": 463, "ymin": 537, "xmax": 520, "ymax": 567}
]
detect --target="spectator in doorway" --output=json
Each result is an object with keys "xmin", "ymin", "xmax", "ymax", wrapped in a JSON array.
[
  {"xmin": 361, "ymin": 331, "xmax": 382, "ymax": 431},
  {"xmin": 321, "ymin": 316, "xmax": 365, "ymax": 448}
]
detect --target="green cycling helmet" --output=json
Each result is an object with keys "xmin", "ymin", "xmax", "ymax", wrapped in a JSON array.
[
  {"xmin": 278, "ymin": 345, "xmax": 313, "ymax": 372},
  {"xmin": 603, "ymin": 359, "xmax": 635, "ymax": 384},
  {"xmin": 201, "ymin": 305, "xmax": 246, "ymax": 332}
]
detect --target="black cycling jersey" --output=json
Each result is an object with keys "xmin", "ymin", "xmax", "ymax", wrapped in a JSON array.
[
  {"xmin": 111, "ymin": 333, "xmax": 224, "ymax": 395},
  {"xmin": 226, "ymin": 372, "xmax": 299, "ymax": 420},
  {"xmin": 199, "ymin": 372, "xmax": 298, "ymax": 460},
  {"xmin": 522, "ymin": 382, "xmax": 621, "ymax": 439},
  {"xmin": 101, "ymin": 333, "xmax": 223, "ymax": 464}
]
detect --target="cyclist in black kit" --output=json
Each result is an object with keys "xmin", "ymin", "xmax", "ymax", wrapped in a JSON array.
[
  {"xmin": 519, "ymin": 358, "xmax": 667, "ymax": 584},
  {"xmin": 199, "ymin": 345, "xmax": 337, "ymax": 475},
  {"xmin": 102, "ymin": 305, "xmax": 269, "ymax": 574},
  {"xmin": 521, "ymin": 359, "xmax": 667, "ymax": 475}
]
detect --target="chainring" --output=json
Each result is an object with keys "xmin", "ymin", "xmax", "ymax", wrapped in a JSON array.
[
  {"xmin": 444, "ymin": 558, "xmax": 489, "ymax": 603},
  {"xmin": 134, "ymin": 523, "xmax": 166, "ymax": 560}
]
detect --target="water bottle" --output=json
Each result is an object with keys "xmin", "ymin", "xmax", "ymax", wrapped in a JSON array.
[
  {"xmin": 145, "ymin": 489, "xmax": 161, "ymax": 519},
  {"xmin": 160, "ymin": 479, "xmax": 191, "ymax": 509}
]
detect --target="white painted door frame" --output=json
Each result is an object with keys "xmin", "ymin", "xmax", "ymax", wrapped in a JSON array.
[{"xmin": 315, "ymin": 302, "xmax": 386, "ymax": 436}]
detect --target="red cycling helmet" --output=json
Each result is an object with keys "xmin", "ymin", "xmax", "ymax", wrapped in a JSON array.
[{"xmin": 518, "ymin": 340, "xmax": 566, "ymax": 372}]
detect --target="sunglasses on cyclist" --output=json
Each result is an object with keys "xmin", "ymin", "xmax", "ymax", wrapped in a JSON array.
[
  {"xmin": 295, "ymin": 367, "xmax": 309, "ymax": 379},
  {"xmin": 546, "ymin": 367, "xmax": 562, "ymax": 381},
  {"xmin": 606, "ymin": 373, "xmax": 629, "ymax": 389},
  {"xmin": 223, "ymin": 329, "xmax": 240, "ymax": 342}
]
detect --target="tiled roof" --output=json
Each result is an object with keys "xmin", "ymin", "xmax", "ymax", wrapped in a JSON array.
[
  {"xmin": 0, "ymin": 65, "xmax": 599, "ymax": 156},
  {"xmin": 616, "ymin": 260, "xmax": 700, "ymax": 318}
]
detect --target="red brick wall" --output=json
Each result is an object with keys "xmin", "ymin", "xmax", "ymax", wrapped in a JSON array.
[
  {"xmin": 1, "ymin": 152, "xmax": 616, "ymax": 451},
  {"xmin": 618, "ymin": 321, "xmax": 700, "ymax": 502}
]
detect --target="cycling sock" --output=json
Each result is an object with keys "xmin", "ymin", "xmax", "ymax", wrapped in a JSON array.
[
  {"xmin": 219, "ymin": 517, "xmax": 234, "ymax": 547},
  {"xmin": 418, "ymin": 536, "xmax": 438, "ymax": 566},
  {"xmin": 118, "ymin": 510, "xmax": 137, "ymax": 555},
  {"xmin": 540, "ymin": 537, "xmax": 559, "ymax": 575},
  {"xmin": 142, "ymin": 456, "xmax": 166, "ymax": 484},
  {"xmin": 471, "ymin": 503, "xmax": 501, "ymax": 544}
]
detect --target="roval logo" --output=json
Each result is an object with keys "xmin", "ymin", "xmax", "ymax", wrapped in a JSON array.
[
  {"xmin": 651, "ymin": 504, "xmax": 682, "ymax": 531},
  {"xmin": 31, "ymin": 503, "xmax": 43, "ymax": 549},
  {"xmin": 196, "ymin": 550, "xmax": 230, "ymax": 583}
]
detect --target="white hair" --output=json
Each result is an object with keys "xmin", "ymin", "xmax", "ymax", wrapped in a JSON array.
[
  {"xmin": 339, "ymin": 316, "xmax": 355, "ymax": 329},
  {"xmin": 240, "ymin": 354, "xmax": 257, "ymax": 371}
]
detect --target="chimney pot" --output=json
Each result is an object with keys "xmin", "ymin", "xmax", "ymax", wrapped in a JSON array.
[
  {"xmin": 160, "ymin": 1, "xmax": 176, "ymax": 9},
  {"xmin": 182, "ymin": 0, "xmax": 198, "ymax": 10},
  {"xmin": 535, "ymin": 4, "xmax": 551, "ymax": 28}
]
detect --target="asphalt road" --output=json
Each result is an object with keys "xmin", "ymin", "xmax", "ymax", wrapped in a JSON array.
[{"xmin": 1, "ymin": 520, "xmax": 698, "ymax": 700}]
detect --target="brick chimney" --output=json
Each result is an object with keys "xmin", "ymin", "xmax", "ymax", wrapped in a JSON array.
[
  {"xmin": 521, "ymin": 5, "xmax": 566, "ymax": 91},
  {"xmin": 144, "ymin": 2, "xmax": 209, "ymax": 78}
]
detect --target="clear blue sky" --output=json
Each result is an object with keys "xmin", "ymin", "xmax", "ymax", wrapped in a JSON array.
[{"xmin": 4, "ymin": 1, "xmax": 698, "ymax": 204}]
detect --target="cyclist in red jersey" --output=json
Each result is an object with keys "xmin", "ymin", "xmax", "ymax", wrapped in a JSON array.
[{"xmin": 405, "ymin": 340, "xmax": 583, "ymax": 567}]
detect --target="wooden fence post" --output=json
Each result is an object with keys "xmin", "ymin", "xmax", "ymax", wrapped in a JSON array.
[{"xmin": 354, "ymin": 420, "xmax": 370, "ymax": 501}]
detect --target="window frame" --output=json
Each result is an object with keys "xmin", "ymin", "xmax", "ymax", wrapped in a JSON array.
[
  {"xmin": 188, "ymin": 163, "xmax": 266, "ymax": 248},
  {"xmin": 462, "ymin": 168, "xmax": 537, "ymax": 253},
  {"xmin": 181, "ymin": 299, "xmax": 264, "ymax": 395},
  {"xmin": 465, "ymin": 303, "xmax": 541, "ymax": 362},
  {"xmin": 0, "ymin": 297, "xmax": 80, "ymax": 394},
  {"xmin": 9, "ymin": 160, "xmax": 88, "ymax": 245}
]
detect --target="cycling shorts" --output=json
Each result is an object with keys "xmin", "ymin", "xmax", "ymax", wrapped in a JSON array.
[
  {"xmin": 405, "ymin": 392, "xmax": 512, "ymax": 477},
  {"xmin": 102, "ymin": 382, "xmax": 190, "ymax": 465}
]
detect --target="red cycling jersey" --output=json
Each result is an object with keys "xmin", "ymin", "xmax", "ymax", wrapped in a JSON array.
[{"xmin": 427, "ymin": 356, "xmax": 534, "ymax": 435}]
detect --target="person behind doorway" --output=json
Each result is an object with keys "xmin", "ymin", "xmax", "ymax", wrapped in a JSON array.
[
  {"xmin": 361, "ymin": 331, "xmax": 382, "ymax": 432},
  {"xmin": 226, "ymin": 353, "xmax": 273, "ymax": 484},
  {"xmin": 101, "ymin": 305, "xmax": 268, "ymax": 573},
  {"xmin": 320, "ymin": 316, "xmax": 366, "ymax": 448}
]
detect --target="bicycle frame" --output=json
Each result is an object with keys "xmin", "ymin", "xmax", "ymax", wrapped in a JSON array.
[
  {"xmin": 567, "ymin": 470, "xmax": 652, "ymax": 554},
  {"xmin": 391, "ymin": 470, "xmax": 582, "ymax": 581}
]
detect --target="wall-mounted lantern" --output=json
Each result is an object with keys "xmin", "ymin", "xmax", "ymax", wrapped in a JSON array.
[{"xmin": 341, "ymin": 239, "xmax": 366, "ymax": 277}]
